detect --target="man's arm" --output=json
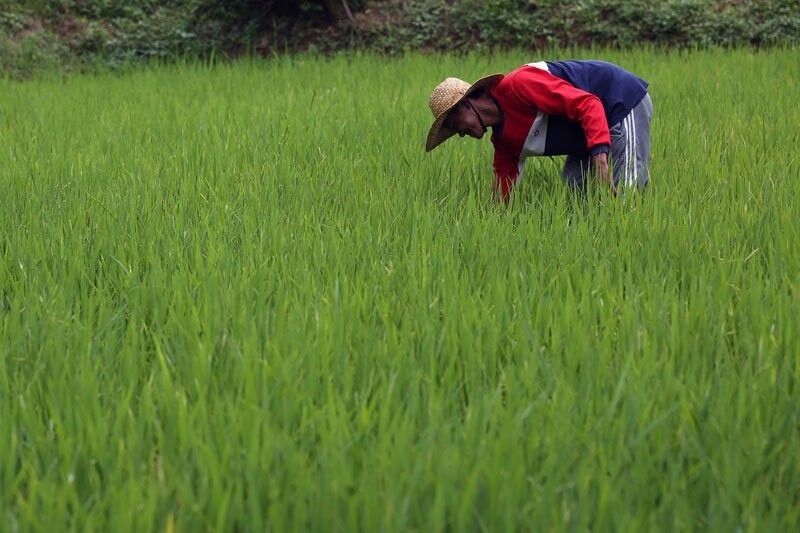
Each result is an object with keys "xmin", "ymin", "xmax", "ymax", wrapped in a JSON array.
[
  {"xmin": 507, "ymin": 67, "xmax": 610, "ymax": 152},
  {"xmin": 493, "ymin": 149, "xmax": 520, "ymax": 203}
]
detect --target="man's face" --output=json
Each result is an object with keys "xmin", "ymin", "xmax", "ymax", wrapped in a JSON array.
[{"xmin": 443, "ymin": 97, "xmax": 486, "ymax": 140}]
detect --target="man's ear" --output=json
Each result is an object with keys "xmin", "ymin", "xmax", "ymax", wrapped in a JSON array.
[{"xmin": 470, "ymin": 91, "xmax": 489, "ymax": 106}]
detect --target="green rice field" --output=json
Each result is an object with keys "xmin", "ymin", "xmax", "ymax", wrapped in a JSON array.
[{"xmin": 1, "ymin": 48, "xmax": 799, "ymax": 531}]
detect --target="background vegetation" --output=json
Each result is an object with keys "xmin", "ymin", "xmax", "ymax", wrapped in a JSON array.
[{"xmin": 1, "ymin": 0, "xmax": 799, "ymax": 77}]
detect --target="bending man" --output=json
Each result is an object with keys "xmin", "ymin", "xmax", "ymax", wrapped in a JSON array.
[{"xmin": 426, "ymin": 60, "xmax": 653, "ymax": 201}]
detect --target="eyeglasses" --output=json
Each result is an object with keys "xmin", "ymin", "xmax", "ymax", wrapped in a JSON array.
[{"xmin": 444, "ymin": 99, "xmax": 477, "ymax": 132}]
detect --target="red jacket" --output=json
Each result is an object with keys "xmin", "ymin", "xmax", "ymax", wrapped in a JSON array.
[{"xmin": 489, "ymin": 60, "xmax": 648, "ymax": 201}]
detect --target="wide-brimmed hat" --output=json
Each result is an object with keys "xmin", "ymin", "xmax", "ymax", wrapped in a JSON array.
[{"xmin": 425, "ymin": 73, "xmax": 503, "ymax": 152}]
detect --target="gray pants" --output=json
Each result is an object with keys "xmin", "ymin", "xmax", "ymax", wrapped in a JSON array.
[{"xmin": 563, "ymin": 93, "xmax": 653, "ymax": 189}]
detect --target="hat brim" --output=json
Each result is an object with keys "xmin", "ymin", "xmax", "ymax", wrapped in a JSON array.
[{"xmin": 426, "ymin": 74, "xmax": 504, "ymax": 152}]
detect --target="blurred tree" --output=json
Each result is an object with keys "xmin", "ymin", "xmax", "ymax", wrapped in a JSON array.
[
  {"xmin": 319, "ymin": 0, "xmax": 354, "ymax": 22},
  {"xmin": 194, "ymin": 0, "xmax": 356, "ymax": 21}
]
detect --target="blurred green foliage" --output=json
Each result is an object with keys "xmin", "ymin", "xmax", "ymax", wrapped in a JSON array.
[
  {"xmin": 386, "ymin": 0, "xmax": 800, "ymax": 51},
  {"xmin": 0, "ymin": 0, "xmax": 798, "ymax": 77}
]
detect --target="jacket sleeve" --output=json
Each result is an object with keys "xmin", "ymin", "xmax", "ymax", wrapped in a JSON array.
[
  {"xmin": 493, "ymin": 147, "xmax": 520, "ymax": 203},
  {"xmin": 507, "ymin": 67, "xmax": 610, "ymax": 154}
]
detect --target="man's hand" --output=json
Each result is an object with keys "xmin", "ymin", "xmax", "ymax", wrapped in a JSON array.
[
  {"xmin": 592, "ymin": 152, "xmax": 616, "ymax": 194},
  {"xmin": 492, "ymin": 174, "xmax": 514, "ymax": 204}
]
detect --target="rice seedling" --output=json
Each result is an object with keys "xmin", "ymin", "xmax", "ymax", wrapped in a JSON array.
[{"xmin": 1, "ymin": 48, "xmax": 798, "ymax": 531}]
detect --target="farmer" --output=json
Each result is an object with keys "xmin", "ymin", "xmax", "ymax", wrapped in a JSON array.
[{"xmin": 425, "ymin": 60, "xmax": 652, "ymax": 202}]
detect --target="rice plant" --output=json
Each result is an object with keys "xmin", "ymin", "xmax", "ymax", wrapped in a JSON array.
[{"xmin": 1, "ymin": 48, "xmax": 798, "ymax": 531}]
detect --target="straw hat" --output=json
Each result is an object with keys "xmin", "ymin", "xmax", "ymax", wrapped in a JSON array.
[{"xmin": 425, "ymin": 73, "xmax": 503, "ymax": 152}]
